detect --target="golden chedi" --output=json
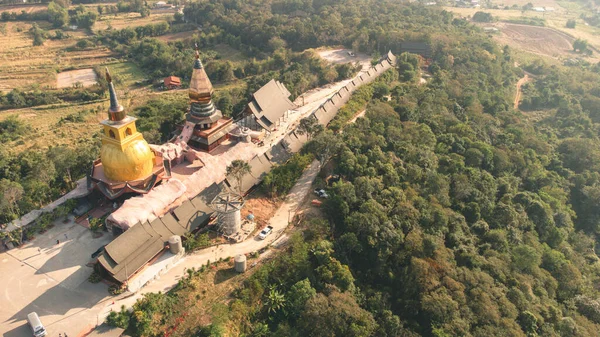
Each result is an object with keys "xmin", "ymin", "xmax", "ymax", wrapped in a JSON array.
[{"xmin": 100, "ymin": 68, "xmax": 154, "ymax": 182}]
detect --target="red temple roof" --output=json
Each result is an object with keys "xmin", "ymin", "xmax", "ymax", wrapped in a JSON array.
[{"xmin": 164, "ymin": 76, "xmax": 182, "ymax": 87}]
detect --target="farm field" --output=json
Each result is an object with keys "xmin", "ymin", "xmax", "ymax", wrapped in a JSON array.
[
  {"xmin": 494, "ymin": 22, "xmax": 576, "ymax": 58},
  {"xmin": 0, "ymin": 1, "xmax": 188, "ymax": 152},
  {"xmin": 444, "ymin": 3, "xmax": 600, "ymax": 61},
  {"xmin": 0, "ymin": 20, "xmax": 113, "ymax": 92},
  {"xmin": 93, "ymin": 11, "xmax": 172, "ymax": 31}
]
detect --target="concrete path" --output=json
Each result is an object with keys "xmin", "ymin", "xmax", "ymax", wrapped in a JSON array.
[
  {"xmin": 0, "ymin": 219, "xmax": 113, "ymax": 337},
  {"xmin": 114, "ymin": 159, "xmax": 321, "ymax": 312}
]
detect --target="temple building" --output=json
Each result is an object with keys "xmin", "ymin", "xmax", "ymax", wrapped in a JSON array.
[
  {"xmin": 237, "ymin": 79, "xmax": 297, "ymax": 134},
  {"xmin": 176, "ymin": 47, "xmax": 235, "ymax": 152},
  {"xmin": 88, "ymin": 69, "xmax": 168, "ymax": 199}
]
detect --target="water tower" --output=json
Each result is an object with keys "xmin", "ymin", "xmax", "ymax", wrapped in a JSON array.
[{"xmin": 210, "ymin": 192, "xmax": 245, "ymax": 235}]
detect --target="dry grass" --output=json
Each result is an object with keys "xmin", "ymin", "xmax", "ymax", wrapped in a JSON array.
[
  {"xmin": 213, "ymin": 44, "xmax": 246, "ymax": 63},
  {"xmin": 94, "ymin": 12, "xmax": 172, "ymax": 31},
  {"xmin": 156, "ymin": 30, "xmax": 196, "ymax": 42},
  {"xmin": 0, "ymin": 3, "xmax": 47, "ymax": 13},
  {"xmin": 0, "ymin": 21, "xmax": 113, "ymax": 92},
  {"xmin": 0, "ymin": 101, "xmax": 105, "ymax": 153},
  {"xmin": 242, "ymin": 191, "xmax": 280, "ymax": 232}
]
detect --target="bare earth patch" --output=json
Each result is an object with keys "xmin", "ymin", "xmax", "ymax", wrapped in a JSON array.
[
  {"xmin": 317, "ymin": 48, "xmax": 372, "ymax": 70},
  {"xmin": 57, "ymin": 68, "xmax": 98, "ymax": 88},
  {"xmin": 493, "ymin": 23, "xmax": 575, "ymax": 59},
  {"xmin": 156, "ymin": 30, "xmax": 196, "ymax": 42}
]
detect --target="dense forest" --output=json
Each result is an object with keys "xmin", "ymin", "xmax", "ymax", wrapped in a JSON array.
[{"xmin": 97, "ymin": 1, "xmax": 600, "ymax": 337}]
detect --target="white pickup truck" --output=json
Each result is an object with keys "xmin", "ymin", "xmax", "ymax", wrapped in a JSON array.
[{"xmin": 258, "ymin": 226, "xmax": 274, "ymax": 240}]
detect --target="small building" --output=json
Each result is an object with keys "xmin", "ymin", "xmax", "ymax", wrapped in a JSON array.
[
  {"xmin": 154, "ymin": 1, "xmax": 168, "ymax": 8},
  {"xmin": 242, "ymin": 79, "xmax": 296, "ymax": 132},
  {"xmin": 163, "ymin": 76, "xmax": 181, "ymax": 89},
  {"xmin": 400, "ymin": 42, "xmax": 432, "ymax": 58},
  {"xmin": 533, "ymin": 7, "xmax": 545, "ymax": 12}
]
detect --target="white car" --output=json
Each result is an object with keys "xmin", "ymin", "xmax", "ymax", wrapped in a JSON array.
[
  {"xmin": 258, "ymin": 226, "xmax": 273, "ymax": 240},
  {"xmin": 314, "ymin": 189, "xmax": 328, "ymax": 198}
]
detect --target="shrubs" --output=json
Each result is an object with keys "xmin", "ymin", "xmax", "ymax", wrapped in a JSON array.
[
  {"xmin": 109, "ymin": 284, "xmax": 125, "ymax": 295},
  {"xmin": 182, "ymin": 233, "xmax": 210, "ymax": 252},
  {"xmin": 88, "ymin": 271, "xmax": 102, "ymax": 283},
  {"xmin": 262, "ymin": 153, "xmax": 315, "ymax": 198}
]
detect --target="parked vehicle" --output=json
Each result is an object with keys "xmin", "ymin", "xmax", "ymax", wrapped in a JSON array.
[
  {"xmin": 313, "ymin": 189, "xmax": 329, "ymax": 198},
  {"xmin": 27, "ymin": 312, "xmax": 47, "ymax": 337},
  {"xmin": 258, "ymin": 226, "xmax": 274, "ymax": 240}
]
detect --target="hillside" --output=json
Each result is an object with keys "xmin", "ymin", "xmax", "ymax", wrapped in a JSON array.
[{"xmin": 2, "ymin": 0, "xmax": 600, "ymax": 336}]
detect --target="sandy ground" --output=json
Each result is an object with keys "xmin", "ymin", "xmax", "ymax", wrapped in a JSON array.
[
  {"xmin": 56, "ymin": 68, "xmax": 98, "ymax": 89},
  {"xmin": 317, "ymin": 48, "xmax": 372, "ymax": 70},
  {"xmin": 0, "ymin": 219, "xmax": 113, "ymax": 337}
]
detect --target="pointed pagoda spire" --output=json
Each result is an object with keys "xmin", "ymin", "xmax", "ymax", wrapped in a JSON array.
[
  {"xmin": 105, "ymin": 67, "xmax": 126, "ymax": 122},
  {"xmin": 194, "ymin": 43, "xmax": 203, "ymax": 69}
]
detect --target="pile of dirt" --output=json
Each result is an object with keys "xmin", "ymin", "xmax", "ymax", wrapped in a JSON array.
[{"xmin": 242, "ymin": 194, "xmax": 279, "ymax": 229}]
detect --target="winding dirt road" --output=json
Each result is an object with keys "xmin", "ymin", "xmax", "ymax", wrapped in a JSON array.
[{"xmin": 514, "ymin": 74, "xmax": 530, "ymax": 110}]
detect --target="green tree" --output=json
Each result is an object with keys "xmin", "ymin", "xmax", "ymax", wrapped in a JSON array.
[
  {"xmin": 299, "ymin": 291, "xmax": 376, "ymax": 337},
  {"xmin": 265, "ymin": 287, "xmax": 286, "ymax": 314},
  {"xmin": 47, "ymin": 1, "xmax": 69, "ymax": 28},
  {"xmin": 573, "ymin": 38, "xmax": 588, "ymax": 53},
  {"xmin": 0, "ymin": 179, "xmax": 23, "ymax": 218},
  {"xmin": 296, "ymin": 117, "xmax": 323, "ymax": 140},
  {"xmin": 511, "ymin": 245, "xmax": 541, "ymax": 273},
  {"xmin": 226, "ymin": 159, "xmax": 252, "ymax": 196}
]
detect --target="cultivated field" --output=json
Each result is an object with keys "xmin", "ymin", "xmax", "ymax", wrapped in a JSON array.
[
  {"xmin": 93, "ymin": 12, "xmax": 172, "ymax": 31},
  {"xmin": 494, "ymin": 22, "xmax": 575, "ymax": 58},
  {"xmin": 0, "ymin": 3, "xmax": 47, "ymax": 14},
  {"xmin": 0, "ymin": 21, "xmax": 113, "ymax": 92},
  {"xmin": 445, "ymin": 2, "xmax": 600, "ymax": 61}
]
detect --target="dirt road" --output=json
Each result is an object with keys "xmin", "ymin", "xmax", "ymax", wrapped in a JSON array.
[
  {"xmin": 514, "ymin": 74, "xmax": 529, "ymax": 110},
  {"xmin": 115, "ymin": 160, "xmax": 321, "ymax": 311}
]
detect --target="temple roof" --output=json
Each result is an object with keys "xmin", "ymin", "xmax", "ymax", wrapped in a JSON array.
[
  {"xmin": 247, "ymin": 79, "xmax": 296, "ymax": 132},
  {"xmin": 105, "ymin": 68, "xmax": 126, "ymax": 122},
  {"xmin": 189, "ymin": 48, "xmax": 213, "ymax": 101}
]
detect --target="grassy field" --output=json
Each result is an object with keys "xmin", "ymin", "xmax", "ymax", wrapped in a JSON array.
[{"xmin": 93, "ymin": 11, "xmax": 172, "ymax": 31}]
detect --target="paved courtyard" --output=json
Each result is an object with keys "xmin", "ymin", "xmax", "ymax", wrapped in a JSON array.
[{"xmin": 0, "ymin": 219, "xmax": 112, "ymax": 337}]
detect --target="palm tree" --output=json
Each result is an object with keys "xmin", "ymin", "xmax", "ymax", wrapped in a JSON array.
[
  {"xmin": 226, "ymin": 159, "xmax": 251, "ymax": 195},
  {"xmin": 265, "ymin": 287, "xmax": 286, "ymax": 314}
]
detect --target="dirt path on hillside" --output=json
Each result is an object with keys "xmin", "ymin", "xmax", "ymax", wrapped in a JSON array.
[{"xmin": 514, "ymin": 74, "xmax": 529, "ymax": 110}]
